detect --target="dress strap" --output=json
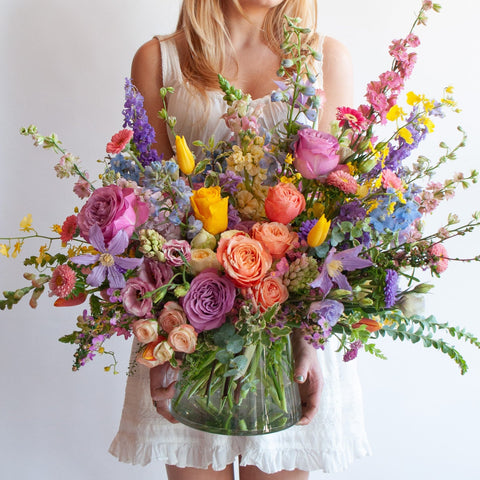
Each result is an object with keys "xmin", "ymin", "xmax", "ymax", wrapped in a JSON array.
[{"xmin": 156, "ymin": 36, "xmax": 183, "ymax": 88}]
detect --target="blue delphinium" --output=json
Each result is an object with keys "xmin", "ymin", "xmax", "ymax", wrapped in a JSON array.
[
  {"xmin": 109, "ymin": 154, "xmax": 141, "ymax": 183},
  {"xmin": 384, "ymin": 269, "xmax": 399, "ymax": 308}
]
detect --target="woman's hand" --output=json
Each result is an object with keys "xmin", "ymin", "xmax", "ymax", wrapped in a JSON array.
[
  {"xmin": 292, "ymin": 331, "xmax": 324, "ymax": 426},
  {"xmin": 150, "ymin": 362, "xmax": 180, "ymax": 423}
]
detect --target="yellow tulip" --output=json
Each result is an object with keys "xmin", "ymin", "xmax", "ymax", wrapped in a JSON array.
[
  {"xmin": 307, "ymin": 215, "xmax": 331, "ymax": 248},
  {"xmin": 175, "ymin": 135, "xmax": 195, "ymax": 175},
  {"xmin": 190, "ymin": 187, "xmax": 229, "ymax": 235}
]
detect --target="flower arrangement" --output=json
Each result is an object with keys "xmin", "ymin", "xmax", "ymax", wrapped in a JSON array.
[{"xmin": 1, "ymin": 1, "xmax": 480, "ymax": 433}]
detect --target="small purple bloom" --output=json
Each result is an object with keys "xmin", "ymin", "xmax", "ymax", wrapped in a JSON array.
[
  {"xmin": 181, "ymin": 269, "xmax": 236, "ymax": 332},
  {"xmin": 308, "ymin": 299, "xmax": 344, "ymax": 326},
  {"xmin": 343, "ymin": 340, "xmax": 363, "ymax": 362},
  {"xmin": 384, "ymin": 269, "xmax": 399, "ymax": 308},
  {"xmin": 71, "ymin": 224, "xmax": 143, "ymax": 289},
  {"xmin": 299, "ymin": 219, "xmax": 317, "ymax": 242}
]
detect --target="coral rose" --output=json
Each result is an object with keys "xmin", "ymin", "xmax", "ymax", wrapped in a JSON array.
[
  {"xmin": 217, "ymin": 233, "xmax": 272, "ymax": 288},
  {"xmin": 294, "ymin": 128, "xmax": 340, "ymax": 179},
  {"xmin": 158, "ymin": 301, "xmax": 187, "ymax": 333},
  {"xmin": 168, "ymin": 324, "xmax": 198, "ymax": 354},
  {"xmin": 264, "ymin": 183, "xmax": 306, "ymax": 225},
  {"xmin": 251, "ymin": 222, "xmax": 298, "ymax": 259},
  {"xmin": 132, "ymin": 319, "xmax": 159, "ymax": 343},
  {"xmin": 251, "ymin": 275, "xmax": 289, "ymax": 312}
]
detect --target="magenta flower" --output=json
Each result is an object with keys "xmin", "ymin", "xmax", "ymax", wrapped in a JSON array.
[
  {"xmin": 71, "ymin": 223, "xmax": 143, "ymax": 289},
  {"xmin": 310, "ymin": 246, "xmax": 372, "ymax": 296}
]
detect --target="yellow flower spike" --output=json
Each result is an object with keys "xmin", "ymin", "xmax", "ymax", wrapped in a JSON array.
[
  {"xmin": 19, "ymin": 214, "xmax": 33, "ymax": 232},
  {"xmin": 356, "ymin": 184, "xmax": 369, "ymax": 198},
  {"xmin": 386, "ymin": 104, "xmax": 406, "ymax": 122},
  {"xmin": 398, "ymin": 127, "xmax": 413, "ymax": 144},
  {"xmin": 12, "ymin": 241, "xmax": 23, "ymax": 258},
  {"xmin": 422, "ymin": 98, "xmax": 435, "ymax": 112},
  {"xmin": 52, "ymin": 224, "xmax": 62, "ymax": 234},
  {"xmin": 445, "ymin": 86, "xmax": 454, "ymax": 94},
  {"xmin": 36, "ymin": 245, "xmax": 48, "ymax": 264},
  {"xmin": 0, "ymin": 244, "xmax": 10, "ymax": 257},
  {"xmin": 406, "ymin": 91, "xmax": 421, "ymax": 106},
  {"xmin": 420, "ymin": 117, "xmax": 435, "ymax": 133},
  {"xmin": 307, "ymin": 215, "xmax": 331, "ymax": 248},
  {"xmin": 285, "ymin": 153, "xmax": 294, "ymax": 164},
  {"xmin": 175, "ymin": 135, "xmax": 195, "ymax": 175}
]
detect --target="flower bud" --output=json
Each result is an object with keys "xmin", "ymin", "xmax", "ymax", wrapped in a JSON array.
[
  {"xmin": 175, "ymin": 135, "xmax": 195, "ymax": 175},
  {"xmin": 307, "ymin": 215, "xmax": 331, "ymax": 247}
]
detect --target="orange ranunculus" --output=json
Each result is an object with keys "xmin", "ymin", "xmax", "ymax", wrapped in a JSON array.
[
  {"xmin": 158, "ymin": 301, "xmax": 187, "ymax": 333},
  {"xmin": 217, "ymin": 233, "xmax": 272, "ymax": 288},
  {"xmin": 264, "ymin": 183, "xmax": 306, "ymax": 225},
  {"xmin": 251, "ymin": 275, "xmax": 289, "ymax": 312},
  {"xmin": 251, "ymin": 222, "xmax": 298, "ymax": 260},
  {"xmin": 132, "ymin": 319, "xmax": 159, "ymax": 343},
  {"xmin": 168, "ymin": 324, "xmax": 198, "ymax": 354},
  {"xmin": 352, "ymin": 318, "xmax": 382, "ymax": 332},
  {"xmin": 190, "ymin": 186, "xmax": 229, "ymax": 235}
]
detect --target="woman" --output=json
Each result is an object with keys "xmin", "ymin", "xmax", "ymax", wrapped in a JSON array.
[{"xmin": 110, "ymin": 1, "xmax": 370, "ymax": 478}]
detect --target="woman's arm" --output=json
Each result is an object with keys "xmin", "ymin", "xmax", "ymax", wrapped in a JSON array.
[
  {"xmin": 131, "ymin": 39, "xmax": 174, "ymax": 157},
  {"xmin": 317, "ymin": 36, "xmax": 354, "ymax": 132}
]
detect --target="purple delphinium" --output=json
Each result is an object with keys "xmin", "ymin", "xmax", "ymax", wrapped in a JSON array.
[
  {"xmin": 71, "ymin": 223, "xmax": 143, "ymax": 289},
  {"xmin": 384, "ymin": 269, "xmax": 399, "ymax": 308},
  {"xmin": 123, "ymin": 78, "xmax": 160, "ymax": 166}
]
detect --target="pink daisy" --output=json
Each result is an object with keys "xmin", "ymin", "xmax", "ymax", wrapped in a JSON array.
[
  {"xmin": 382, "ymin": 169, "xmax": 405, "ymax": 192},
  {"xmin": 49, "ymin": 265, "xmax": 77, "ymax": 298},
  {"xmin": 106, "ymin": 129, "xmax": 133, "ymax": 154},
  {"xmin": 428, "ymin": 243, "xmax": 449, "ymax": 274},
  {"xmin": 336, "ymin": 107, "xmax": 367, "ymax": 132},
  {"xmin": 326, "ymin": 170, "xmax": 359, "ymax": 194},
  {"xmin": 61, "ymin": 215, "xmax": 78, "ymax": 244}
]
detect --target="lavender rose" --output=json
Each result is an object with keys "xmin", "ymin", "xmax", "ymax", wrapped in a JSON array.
[
  {"xmin": 294, "ymin": 128, "xmax": 340, "ymax": 179},
  {"xmin": 181, "ymin": 269, "xmax": 236, "ymax": 332},
  {"xmin": 122, "ymin": 277, "xmax": 154, "ymax": 317},
  {"xmin": 77, "ymin": 185, "xmax": 149, "ymax": 243}
]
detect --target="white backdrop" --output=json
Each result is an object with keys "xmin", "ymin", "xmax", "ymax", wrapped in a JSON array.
[{"xmin": 1, "ymin": 1, "xmax": 479, "ymax": 479}]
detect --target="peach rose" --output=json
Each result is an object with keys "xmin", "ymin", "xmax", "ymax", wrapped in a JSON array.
[
  {"xmin": 264, "ymin": 183, "xmax": 306, "ymax": 224},
  {"xmin": 251, "ymin": 222, "xmax": 298, "ymax": 259},
  {"xmin": 189, "ymin": 248, "xmax": 222, "ymax": 275},
  {"xmin": 168, "ymin": 324, "xmax": 198, "ymax": 354},
  {"xmin": 158, "ymin": 301, "xmax": 187, "ymax": 333},
  {"xmin": 136, "ymin": 337, "xmax": 170, "ymax": 368},
  {"xmin": 153, "ymin": 340, "xmax": 175, "ymax": 363},
  {"xmin": 251, "ymin": 275, "xmax": 289, "ymax": 312},
  {"xmin": 217, "ymin": 233, "xmax": 272, "ymax": 288},
  {"xmin": 132, "ymin": 319, "xmax": 159, "ymax": 344}
]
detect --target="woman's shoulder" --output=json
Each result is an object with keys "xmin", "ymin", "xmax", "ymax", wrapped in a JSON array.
[{"xmin": 322, "ymin": 36, "xmax": 352, "ymax": 67}]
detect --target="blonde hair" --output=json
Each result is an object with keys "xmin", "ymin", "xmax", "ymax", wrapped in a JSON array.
[{"xmin": 169, "ymin": 0, "xmax": 319, "ymax": 92}]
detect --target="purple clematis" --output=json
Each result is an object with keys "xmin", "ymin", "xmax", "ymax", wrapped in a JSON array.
[
  {"xmin": 310, "ymin": 245, "xmax": 372, "ymax": 296},
  {"xmin": 71, "ymin": 223, "xmax": 143, "ymax": 289}
]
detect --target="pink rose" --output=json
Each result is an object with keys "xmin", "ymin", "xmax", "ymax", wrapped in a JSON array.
[
  {"xmin": 264, "ymin": 183, "xmax": 306, "ymax": 225},
  {"xmin": 294, "ymin": 128, "xmax": 340, "ymax": 179},
  {"xmin": 168, "ymin": 324, "xmax": 198, "ymax": 354},
  {"xmin": 158, "ymin": 301, "xmax": 187, "ymax": 333},
  {"xmin": 132, "ymin": 319, "xmax": 159, "ymax": 343},
  {"xmin": 77, "ymin": 185, "xmax": 149, "ymax": 243},
  {"xmin": 122, "ymin": 277, "xmax": 153, "ymax": 317}
]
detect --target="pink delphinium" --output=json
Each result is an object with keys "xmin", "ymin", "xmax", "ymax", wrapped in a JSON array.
[
  {"xmin": 49, "ymin": 264, "xmax": 77, "ymax": 298},
  {"xmin": 106, "ymin": 129, "xmax": 133, "ymax": 154}
]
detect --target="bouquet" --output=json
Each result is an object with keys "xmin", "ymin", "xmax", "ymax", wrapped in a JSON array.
[{"xmin": 1, "ymin": 1, "xmax": 479, "ymax": 434}]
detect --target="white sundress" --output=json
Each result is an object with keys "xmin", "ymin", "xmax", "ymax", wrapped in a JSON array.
[{"xmin": 108, "ymin": 37, "xmax": 371, "ymax": 474}]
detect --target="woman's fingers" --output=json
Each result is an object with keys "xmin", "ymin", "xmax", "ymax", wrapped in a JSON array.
[{"xmin": 150, "ymin": 363, "xmax": 180, "ymax": 423}]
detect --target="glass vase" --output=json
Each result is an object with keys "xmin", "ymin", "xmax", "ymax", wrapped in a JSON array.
[{"xmin": 170, "ymin": 335, "xmax": 302, "ymax": 436}]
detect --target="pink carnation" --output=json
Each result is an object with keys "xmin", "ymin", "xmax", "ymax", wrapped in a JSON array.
[
  {"xmin": 106, "ymin": 129, "xmax": 133, "ymax": 154},
  {"xmin": 49, "ymin": 265, "xmax": 77, "ymax": 298},
  {"xmin": 326, "ymin": 170, "xmax": 359, "ymax": 194},
  {"xmin": 428, "ymin": 243, "xmax": 449, "ymax": 274},
  {"xmin": 382, "ymin": 169, "xmax": 405, "ymax": 192}
]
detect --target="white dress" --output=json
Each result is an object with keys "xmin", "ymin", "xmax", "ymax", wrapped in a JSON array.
[{"xmin": 109, "ymin": 37, "xmax": 371, "ymax": 474}]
